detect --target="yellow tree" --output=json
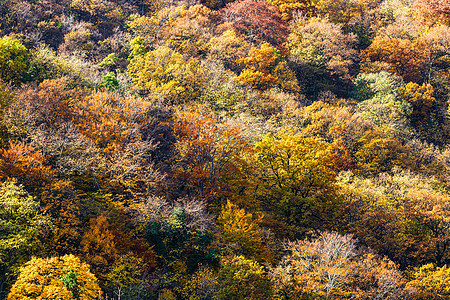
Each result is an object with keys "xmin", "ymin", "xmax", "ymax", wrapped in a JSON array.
[
  {"xmin": 255, "ymin": 129, "xmax": 335, "ymax": 199},
  {"xmin": 399, "ymin": 82, "xmax": 438, "ymax": 139},
  {"xmin": 0, "ymin": 181, "xmax": 51, "ymax": 298},
  {"xmin": 315, "ymin": 0, "xmax": 373, "ymax": 24},
  {"xmin": 7, "ymin": 254, "xmax": 101, "ymax": 300},
  {"xmin": 216, "ymin": 255, "xmax": 272, "ymax": 300},
  {"xmin": 128, "ymin": 5, "xmax": 213, "ymax": 56},
  {"xmin": 406, "ymin": 263, "xmax": 450, "ymax": 298},
  {"xmin": 218, "ymin": 200, "xmax": 272, "ymax": 261},
  {"xmin": 337, "ymin": 168, "xmax": 450, "ymax": 268},
  {"xmin": 252, "ymin": 128, "xmax": 339, "ymax": 235},
  {"xmin": 266, "ymin": 0, "xmax": 316, "ymax": 21},
  {"xmin": 127, "ymin": 45, "xmax": 204, "ymax": 103},
  {"xmin": 205, "ymin": 29, "xmax": 249, "ymax": 72},
  {"xmin": 355, "ymin": 127, "xmax": 410, "ymax": 174}
]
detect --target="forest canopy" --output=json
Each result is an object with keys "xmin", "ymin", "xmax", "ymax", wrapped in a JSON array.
[{"xmin": 0, "ymin": 0, "xmax": 450, "ymax": 299}]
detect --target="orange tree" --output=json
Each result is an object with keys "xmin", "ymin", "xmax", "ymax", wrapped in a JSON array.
[
  {"xmin": 172, "ymin": 105, "xmax": 250, "ymax": 205},
  {"xmin": 236, "ymin": 42, "xmax": 281, "ymax": 90},
  {"xmin": 360, "ymin": 37, "xmax": 427, "ymax": 83}
]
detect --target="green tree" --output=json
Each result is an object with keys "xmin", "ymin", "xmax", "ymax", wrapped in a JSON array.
[
  {"xmin": 354, "ymin": 72, "xmax": 412, "ymax": 139},
  {"xmin": 0, "ymin": 181, "xmax": 50, "ymax": 298},
  {"xmin": 216, "ymin": 255, "xmax": 272, "ymax": 300},
  {"xmin": 0, "ymin": 37, "xmax": 28, "ymax": 85}
]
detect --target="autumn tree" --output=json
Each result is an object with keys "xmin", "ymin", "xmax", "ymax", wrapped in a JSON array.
[
  {"xmin": 205, "ymin": 29, "xmax": 250, "ymax": 73},
  {"xmin": 315, "ymin": 0, "xmax": 377, "ymax": 25},
  {"xmin": 172, "ymin": 106, "xmax": 249, "ymax": 203},
  {"xmin": 288, "ymin": 17, "xmax": 357, "ymax": 78},
  {"xmin": 337, "ymin": 169, "xmax": 450, "ymax": 268},
  {"xmin": 406, "ymin": 263, "xmax": 450, "ymax": 298},
  {"xmin": 252, "ymin": 128, "xmax": 340, "ymax": 236},
  {"xmin": 289, "ymin": 100, "xmax": 372, "ymax": 172},
  {"xmin": 355, "ymin": 127, "xmax": 410, "ymax": 174},
  {"xmin": 105, "ymin": 253, "xmax": 150, "ymax": 299},
  {"xmin": 127, "ymin": 46, "xmax": 204, "ymax": 103},
  {"xmin": 40, "ymin": 180, "xmax": 82, "ymax": 256},
  {"xmin": 58, "ymin": 21, "xmax": 95, "ymax": 56},
  {"xmin": 398, "ymin": 82, "xmax": 439, "ymax": 140},
  {"xmin": 218, "ymin": 200, "xmax": 272, "ymax": 261},
  {"xmin": 134, "ymin": 196, "xmax": 218, "ymax": 296},
  {"xmin": 415, "ymin": 0, "xmax": 450, "ymax": 25},
  {"xmin": 360, "ymin": 37, "xmax": 427, "ymax": 83},
  {"xmin": 181, "ymin": 265, "xmax": 219, "ymax": 299},
  {"xmin": 128, "ymin": 5, "xmax": 213, "ymax": 57},
  {"xmin": 8, "ymin": 78, "xmax": 85, "ymax": 130},
  {"xmin": 0, "ymin": 80, "xmax": 14, "ymax": 147},
  {"xmin": 354, "ymin": 71, "xmax": 412, "ymax": 139},
  {"xmin": 26, "ymin": 46, "xmax": 102, "ymax": 87},
  {"xmin": 216, "ymin": 255, "xmax": 272, "ymax": 300},
  {"xmin": 198, "ymin": 60, "xmax": 250, "ymax": 115},
  {"xmin": 220, "ymin": 0, "xmax": 288, "ymax": 49},
  {"xmin": 236, "ymin": 42, "xmax": 280, "ymax": 90},
  {"xmin": 287, "ymin": 17, "xmax": 357, "ymax": 98},
  {"xmin": 266, "ymin": 0, "xmax": 316, "ymax": 21},
  {"xmin": 415, "ymin": 25, "xmax": 450, "ymax": 80},
  {"xmin": 0, "ymin": 181, "xmax": 51, "ymax": 298},
  {"xmin": 0, "ymin": 37, "xmax": 28, "ymax": 85},
  {"xmin": 72, "ymin": 91, "xmax": 147, "ymax": 155},
  {"xmin": 70, "ymin": 90, "xmax": 163, "ymax": 199},
  {"xmin": 157, "ymin": 5, "xmax": 213, "ymax": 57},
  {"xmin": 0, "ymin": 142, "xmax": 55, "ymax": 193},
  {"xmin": 7, "ymin": 254, "xmax": 101, "ymax": 300},
  {"xmin": 80, "ymin": 215, "xmax": 118, "ymax": 280},
  {"xmin": 271, "ymin": 232, "xmax": 406, "ymax": 299}
]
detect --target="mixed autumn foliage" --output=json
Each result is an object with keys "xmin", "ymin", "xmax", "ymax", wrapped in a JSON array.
[{"xmin": 0, "ymin": 0, "xmax": 450, "ymax": 299}]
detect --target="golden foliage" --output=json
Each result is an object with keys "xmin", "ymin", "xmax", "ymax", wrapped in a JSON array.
[
  {"xmin": 237, "ymin": 43, "xmax": 280, "ymax": 90},
  {"xmin": 8, "ymin": 254, "xmax": 101, "ymax": 300}
]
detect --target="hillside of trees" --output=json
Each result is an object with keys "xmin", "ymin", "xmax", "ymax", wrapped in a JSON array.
[{"xmin": 0, "ymin": 0, "xmax": 449, "ymax": 298}]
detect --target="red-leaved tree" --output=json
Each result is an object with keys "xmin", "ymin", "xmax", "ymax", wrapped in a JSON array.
[{"xmin": 220, "ymin": 0, "xmax": 288, "ymax": 50}]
